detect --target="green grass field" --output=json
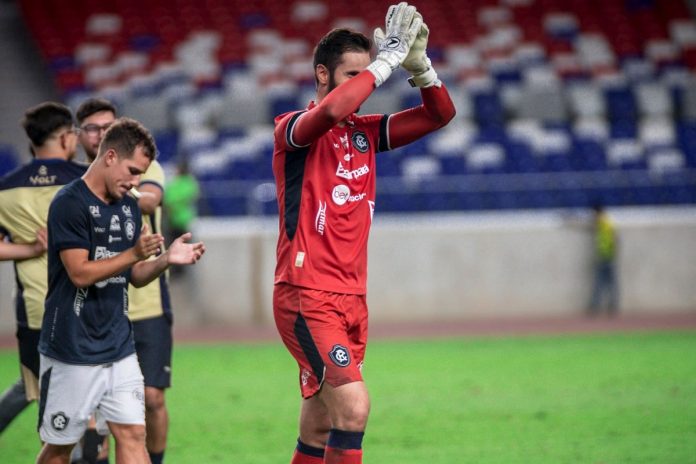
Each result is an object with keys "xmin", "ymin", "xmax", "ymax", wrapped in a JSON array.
[{"xmin": 0, "ymin": 331, "xmax": 695, "ymax": 463}]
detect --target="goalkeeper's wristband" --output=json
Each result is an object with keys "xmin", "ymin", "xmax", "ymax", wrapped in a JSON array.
[
  {"xmin": 366, "ymin": 59, "xmax": 394, "ymax": 87},
  {"xmin": 407, "ymin": 66, "xmax": 440, "ymax": 88}
]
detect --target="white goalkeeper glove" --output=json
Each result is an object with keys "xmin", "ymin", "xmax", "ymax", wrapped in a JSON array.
[
  {"xmin": 400, "ymin": 16, "xmax": 440, "ymax": 88},
  {"xmin": 367, "ymin": 2, "xmax": 422, "ymax": 87}
]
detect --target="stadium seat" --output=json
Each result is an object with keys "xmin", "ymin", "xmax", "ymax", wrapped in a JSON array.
[{"xmin": 15, "ymin": 0, "xmax": 696, "ymax": 215}]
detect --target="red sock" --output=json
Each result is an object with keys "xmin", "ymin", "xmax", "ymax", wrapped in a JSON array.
[
  {"xmin": 324, "ymin": 446, "xmax": 362, "ymax": 464},
  {"xmin": 291, "ymin": 439, "xmax": 325, "ymax": 464},
  {"xmin": 291, "ymin": 450, "xmax": 324, "ymax": 464}
]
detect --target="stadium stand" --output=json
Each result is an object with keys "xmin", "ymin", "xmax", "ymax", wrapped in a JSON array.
[
  {"xmin": 0, "ymin": 144, "xmax": 19, "ymax": 177},
  {"xmin": 16, "ymin": 0, "xmax": 696, "ymax": 215}
]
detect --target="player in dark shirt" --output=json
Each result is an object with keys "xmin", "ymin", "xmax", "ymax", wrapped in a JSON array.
[{"xmin": 36, "ymin": 118, "xmax": 205, "ymax": 464}]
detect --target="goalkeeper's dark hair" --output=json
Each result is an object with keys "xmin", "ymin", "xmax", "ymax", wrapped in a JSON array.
[
  {"xmin": 313, "ymin": 28, "xmax": 371, "ymax": 82},
  {"xmin": 76, "ymin": 97, "xmax": 117, "ymax": 124},
  {"xmin": 98, "ymin": 117, "xmax": 157, "ymax": 161},
  {"xmin": 21, "ymin": 102, "xmax": 74, "ymax": 148}
]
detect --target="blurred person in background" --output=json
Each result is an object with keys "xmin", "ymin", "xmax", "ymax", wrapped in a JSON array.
[
  {"xmin": 588, "ymin": 203, "xmax": 619, "ymax": 316},
  {"xmin": 163, "ymin": 159, "xmax": 199, "ymax": 274},
  {"xmin": 272, "ymin": 3, "xmax": 455, "ymax": 463},
  {"xmin": 76, "ymin": 98, "xmax": 175, "ymax": 464},
  {"xmin": 0, "ymin": 102, "xmax": 85, "ymax": 436},
  {"xmin": 35, "ymin": 117, "xmax": 205, "ymax": 464}
]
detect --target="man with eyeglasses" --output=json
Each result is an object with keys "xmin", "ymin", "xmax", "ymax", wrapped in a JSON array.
[
  {"xmin": 0, "ymin": 102, "xmax": 86, "ymax": 435},
  {"xmin": 76, "ymin": 98, "xmax": 174, "ymax": 464}
]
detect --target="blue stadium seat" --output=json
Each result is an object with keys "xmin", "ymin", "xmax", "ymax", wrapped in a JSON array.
[
  {"xmin": 605, "ymin": 87, "xmax": 638, "ymax": 121},
  {"xmin": 0, "ymin": 145, "xmax": 19, "ymax": 177},
  {"xmin": 154, "ymin": 130, "xmax": 179, "ymax": 164},
  {"xmin": 473, "ymin": 92, "xmax": 505, "ymax": 127}
]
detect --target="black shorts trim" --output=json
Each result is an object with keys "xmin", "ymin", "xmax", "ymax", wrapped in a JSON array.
[
  {"xmin": 293, "ymin": 314, "xmax": 325, "ymax": 386},
  {"xmin": 17, "ymin": 326, "xmax": 41, "ymax": 378},
  {"xmin": 132, "ymin": 315, "xmax": 173, "ymax": 389},
  {"xmin": 37, "ymin": 366, "xmax": 52, "ymax": 431}
]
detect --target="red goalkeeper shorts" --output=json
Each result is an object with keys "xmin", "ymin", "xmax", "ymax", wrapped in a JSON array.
[{"xmin": 273, "ymin": 283, "xmax": 368, "ymax": 399}]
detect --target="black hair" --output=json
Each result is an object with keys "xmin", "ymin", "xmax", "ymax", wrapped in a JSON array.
[
  {"xmin": 21, "ymin": 102, "xmax": 74, "ymax": 147},
  {"xmin": 99, "ymin": 117, "xmax": 157, "ymax": 161},
  {"xmin": 76, "ymin": 97, "xmax": 117, "ymax": 124}
]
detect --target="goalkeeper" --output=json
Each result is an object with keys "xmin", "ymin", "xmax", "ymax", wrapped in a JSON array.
[{"xmin": 271, "ymin": 2, "xmax": 455, "ymax": 463}]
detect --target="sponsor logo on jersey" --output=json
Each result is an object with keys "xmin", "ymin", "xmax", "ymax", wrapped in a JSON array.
[
  {"xmin": 30, "ymin": 165, "xmax": 57, "ymax": 186},
  {"xmin": 108, "ymin": 235, "xmax": 122, "ymax": 243},
  {"xmin": 94, "ymin": 226, "xmax": 105, "ymax": 233},
  {"xmin": 329, "ymin": 344, "xmax": 351, "ymax": 367},
  {"xmin": 73, "ymin": 288, "xmax": 88, "ymax": 316},
  {"xmin": 351, "ymin": 131, "xmax": 369, "ymax": 153},
  {"xmin": 51, "ymin": 412, "xmax": 70, "ymax": 431},
  {"xmin": 94, "ymin": 246, "xmax": 125, "ymax": 288},
  {"xmin": 315, "ymin": 201, "xmax": 326, "ymax": 236},
  {"xmin": 295, "ymin": 251, "xmax": 305, "ymax": 268},
  {"xmin": 89, "ymin": 206, "xmax": 101, "ymax": 218},
  {"xmin": 122, "ymin": 205, "xmax": 133, "ymax": 217},
  {"xmin": 332, "ymin": 185, "xmax": 366, "ymax": 206},
  {"xmin": 332, "ymin": 185, "xmax": 350, "ymax": 205},
  {"xmin": 368, "ymin": 200, "xmax": 375, "ymax": 221},
  {"xmin": 124, "ymin": 219, "xmax": 136, "ymax": 240},
  {"xmin": 110, "ymin": 215, "xmax": 121, "ymax": 232},
  {"xmin": 94, "ymin": 246, "xmax": 117, "ymax": 260},
  {"xmin": 340, "ymin": 134, "xmax": 349, "ymax": 150},
  {"xmin": 336, "ymin": 162, "xmax": 370, "ymax": 180},
  {"xmin": 123, "ymin": 288, "xmax": 129, "ymax": 315},
  {"xmin": 301, "ymin": 368, "xmax": 312, "ymax": 386}
]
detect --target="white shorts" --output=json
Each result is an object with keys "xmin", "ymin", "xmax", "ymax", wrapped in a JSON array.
[{"xmin": 38, "ymin": 353, "xmax": 145, "ymax": 445}]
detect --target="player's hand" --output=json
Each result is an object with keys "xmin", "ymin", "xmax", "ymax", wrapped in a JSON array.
[
  {"xmin": 32, "ymin": 228, "xmax": 48, "ymax": 255},
  {"xmin": 133, "ymin": 223, "xmax": 164, "ymax": 260},
  {"xmin": 400, "ymin": 16, "xmax": 440, "ymax": 87},
  {"xmin": 367, "ymin": 2, "xmax": 422, "ymax": 86},
  {"xmin": 166, "ymin": 232, "xmax": 205, "ymax": 266}
]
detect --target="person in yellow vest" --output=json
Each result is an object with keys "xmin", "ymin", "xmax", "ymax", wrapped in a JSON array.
[
  {"xmin": 588, "ymin": 203, "xmax": 619, "ymax": 316},
  {"xmin": 76, "ymin": 98, "xmax": 173, "ymax": 464},
  {"xmin": 0, "ymin": 102, "xmax": 85, "ymax": 434}
]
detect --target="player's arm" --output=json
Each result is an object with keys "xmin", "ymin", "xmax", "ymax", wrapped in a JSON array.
[
  {"xmin": 289, "ymin": 3, "xmax": 422, "ymax": 148},
  {"xmin": 290, "ymin": 73, "xmax": 378, "ymax": 148},
  {"xmin": 386, "ymin": 85, "xmax": 456, "ymax": 149},
  {"xmin": 0, "ymin": 229, "xmax": 47, "ymax": 261},
  {"xmin": 130, "ymin": 232, "xmax": 205, "ymax": 287},
  {"xmin": 59, "ymin": 229, "xmax": 163, "ymax": 288},
  {"xmin": 132, "ymin": 183, "xmax": 162, "ymax": 215}
]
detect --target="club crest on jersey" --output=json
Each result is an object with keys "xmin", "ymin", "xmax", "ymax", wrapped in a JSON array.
[
  {"xmin": 89, "ymin": 206, "xmax": 101, "ymax": 218},
  {"xmin": 124, "ymin": 219, "xmax": 136, "ymax": 240},
  {"xmin": 351, "ymin": 131, "xmax": 369, "ymax": 153},
  {"xmin": 51, "ymin": 412, "xmax": 70, "ymax": 431},
  {"xmin": 329, "ymin": 344, "xmax": 351, "ymax": 367}
]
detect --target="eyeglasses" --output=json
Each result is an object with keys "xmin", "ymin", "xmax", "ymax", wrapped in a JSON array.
[{"xmin": 80, "ymin": 122, "xmax": 112, "ymax": 136}]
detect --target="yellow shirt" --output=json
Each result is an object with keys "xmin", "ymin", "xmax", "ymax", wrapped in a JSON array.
[
  {"xmin": 0, "ymin": 159, "xmax": 87, "ymax": 329},
  {"xmin": 127, "ymin": 160, "xmax": 172, "ymax": 321},
  {"xmin": 596, "ymin": 212, "xmax": 616, "ymax": 262}
]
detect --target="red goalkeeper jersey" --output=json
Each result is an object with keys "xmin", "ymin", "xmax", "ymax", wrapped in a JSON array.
[{"xmin": 273, "ymin": 102, "xmax": 389, "ymax": 295}]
